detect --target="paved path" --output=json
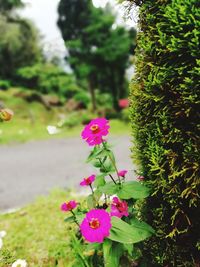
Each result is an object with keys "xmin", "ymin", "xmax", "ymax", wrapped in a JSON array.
[{"xmin": 0, "ymin": 136, "xmax": 135, "ymax": 212}]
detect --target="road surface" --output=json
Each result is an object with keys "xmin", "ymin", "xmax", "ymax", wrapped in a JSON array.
[{"xmin": 0, "ymin": 136, "xmax": 135, "ymax": 212}]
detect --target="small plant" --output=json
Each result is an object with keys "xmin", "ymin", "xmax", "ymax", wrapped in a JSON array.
[{"xmin": 61, "ymin": 118, "xmax": 154, "ymax": 266}]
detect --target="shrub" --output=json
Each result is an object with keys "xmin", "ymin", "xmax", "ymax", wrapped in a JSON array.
[
  {"xmin": 74, "ymin": 91, "xmax": 91, "ymax": 108},
  {"xmin": 0, "ymin": 80, "xmax": 11, "ymax": 90},
  {"xmin": 58, "ymin": 112, "xmax": 80, "ymax": 128},
  {"xmin": 95, "ymin": 91, "xmax": 113, "ymax": 110},
  {"xmin": 58, "ymin": 111, "xmax": 94, "ymax": 128},
  {"xmin": 121, "ymin": 108, "xmax": 130, "ymax": 123},
  {"xmin": 130, "ymin": 0, "xmax": 200, "ymax": 266},
  {"xmin": 17, "ymin": 63, "xmax": 82, "ymax": 98}
]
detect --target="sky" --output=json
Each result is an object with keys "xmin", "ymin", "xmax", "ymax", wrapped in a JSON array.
[{"xmin": 20, "ymin": 0, "xmax": 138, "ymax": 62}]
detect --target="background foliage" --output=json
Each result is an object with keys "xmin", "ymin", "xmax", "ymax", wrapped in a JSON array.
[
  {"xmin": 0, "ymin": 15, "xmax": 41, "ymax": 79},
  {"xmin": 0, "ymin": 0, "xmax": 135, "ymax": 112},
  {"xmin": 57, "ymin": 0, "xmax": 136, "ymax": 110},
  {"xmin": 130, "ymin": 0, "xmax": 200, "ymax": 266}
]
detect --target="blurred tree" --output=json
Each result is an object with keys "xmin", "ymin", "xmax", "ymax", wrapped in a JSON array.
[
  {"xmin": 0, "ymin": 15, "xmax": 42, "ymax": 79},
  {"xmin": 0, "ymin": 0, "xmax": 24, "ymax": 14},
  {"xmin": 57, "ymin": 0, "xmax": 135, "ymax": 110},
  {"xmin": 17, "ymin": 63, "xmax": 83, "ymax": 99},
  {"xmin": 0, "ymin": 0, "xmax": 42, "ymax": 81}
]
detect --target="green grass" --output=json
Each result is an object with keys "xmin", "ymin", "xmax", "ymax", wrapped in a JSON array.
[
  {"xmin": 0, "ymin": 189, "xmax": 79, "ymax": 267},
  {"xmin": 0, "ymin": 88, "xmax": 130, "ymax": 144}
]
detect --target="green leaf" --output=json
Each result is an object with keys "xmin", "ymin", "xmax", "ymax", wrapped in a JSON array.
[
  {"xmin": 103, "ymin": 239, "xmax": 123, "ymax": 267},
  {"xmin": 86, "ymin": 146, "xmax": 100, "ymax": 162},
  {"xmin": 70, "ymin": 231, "xmax": 90, "ymax": 267},
  {"xmin": 87, "ymin": 146, "xmax": 107, "ymax": 163},
  {"xmin": 94, "ymin": 175, "xmax": 106, "ymax": 187},
  {"xmin": 108, "ymin": 217, "xmax": 153, "ymax": 244},
  {"xmin": 87, "ymin": 194, "xmax": 96, "ymax": 209},
  {"xmin": 86, "ymin": 242, "xmax": 101, "ymax": 251},
  {"xmin": 94, "ymin": 189, "xmax": 102, "ymax": 201},
  {"xmin": 100, "ymin": 157, "xmax": 115, "ymax": 174},
  {"xmin": 123, "ymin": 243, "xmax": 133, "ymax": 256},
  {"xmin": 76, "ymin": 213, "xmax": 85, "ymax": 224},
  {"xmin": 124, "ymin": 244, "xmax": 142, "ymax": 260},
  {"xmin": 83, "ymin": 242, "xmax": 102, "ymax": 257},
  {"xmin": 106, "ymin": 150, "xmax": 116, "ymax": 165},
  {"xmin": 100, "ymin": 181, "xmax": 150, "ymax": 199},
  {"xmin": 91, "ymin": 159, "xmax": 102, "ymax": 168},
  {"xmin": 117, "ymin": 181, "xmax": 150, "ymax": 199},
  {"xmin": 99, "ymin": 182, "xmax": 119, "ymax": 195},
  {"xmin": 64, "ymin": 216, "xmax": 74, "ymax": 223},
  {"xmin": 130, "ymin": 218, "xmax": 155, "ymax": 234}
]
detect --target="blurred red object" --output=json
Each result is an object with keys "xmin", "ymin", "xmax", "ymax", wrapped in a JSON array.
[{"xmin": 118, "ymin": 99, "xmax": 129, "ymax": 109}]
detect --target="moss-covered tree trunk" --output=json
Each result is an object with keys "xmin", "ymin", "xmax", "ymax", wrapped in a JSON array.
[{"xmin": 130, "ymin": 0, "xmax": 200, "ymax": 266}]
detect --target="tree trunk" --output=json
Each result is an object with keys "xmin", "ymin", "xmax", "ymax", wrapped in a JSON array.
[{"xmin": 88, "ymin": 78, "xmax": 96, "ymax": 112}]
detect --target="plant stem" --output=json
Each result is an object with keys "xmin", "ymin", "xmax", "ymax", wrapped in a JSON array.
[
  {"xmin": 104, "ymin": 194, "xmax": 107, "ymax": 204},
  {"xmin": 89, "ymin": 184, "xmax": 94, "ymax": 194},
  {"xmin": 70, "ymin": 210, "xmax": 80, "ymax": 227},
  {"xmin": 102, "ymin": 141, "xmax": 121, "ymax": 184},
  {"xmin": 98, "ymin": 158, "xmax": 117, "ymax": 184},
  {"xmin": 109, "ymin": 174, "xmax": 117, "ymax": 184},
  {"xmin": 90, "ymin": 184, "xmax": 98, "ymax": 207}
]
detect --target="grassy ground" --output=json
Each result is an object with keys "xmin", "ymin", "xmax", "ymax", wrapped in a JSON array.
[
  {"xmin": 0, "ymin": 88, "xmax": 130, "ymax": 144},
  {"xmin": 0, "ymin": 189, "xmax": 79, "ymax": 267}
]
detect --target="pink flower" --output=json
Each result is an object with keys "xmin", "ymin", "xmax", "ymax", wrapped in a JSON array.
[
  {"xmin": 118, "ymin": 170, "xmax": 128, "ymax": 177},
  {"xmin": 81, "ymin": 118, "xmax": 110, "ymax": 146},
  {"xmin": 60, "ymin": 200, "xmax": 77, "ymax": 212},
  {"xmin": 80, "ymin": 209, "xmax": 112, "ymax": 243},
  {"xmin": 110, "ymin": 197, "xmax": 129, "ymax": 218},
  {"xmin": 137, "ymin": 175, "xmax": 145, "ymax": 181},
  {"xmin": 118, "ymin": 99, "xmax": 129, "ymax": 109},
  {"xmin": 80, "ymin": 175, "xmax": 96, "ymax": 186}
]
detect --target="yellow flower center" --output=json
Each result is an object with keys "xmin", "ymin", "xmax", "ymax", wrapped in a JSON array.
[
  {"xmin": 89, "ymin": 218, "xmax": 100, "ymax": 229},
  {"xmin": 84, "ymin": 177, "xmax": 91, "ymax": 185},
  {"xmin": 90, "ymin": 124, "xmax": 100, "ymax": 134}
]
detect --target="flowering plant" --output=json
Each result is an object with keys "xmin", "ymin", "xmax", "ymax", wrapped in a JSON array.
[{"xmin": 61, "ymin": 118, "xmax": 154, "ymax": 266}]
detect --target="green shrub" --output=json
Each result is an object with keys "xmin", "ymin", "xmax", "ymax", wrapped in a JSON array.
[
  {"xmin": 121, "ymin": 108, "xmax": 130, "ymax": 123},
  {"xmin": 129, "ymin": 0, "xmax": 200, "ymax": 266},
  {"xmin": 58, "ymin": 111, "xmax": 94, "ymax": 128},
  {"xmin": 59, "ymin": 113, "xmax": 80, "ymax": 128},
  {"xmin": 0, "ymin": 79, "xmax": 11, "ymax": 90},
  {"xmin": 17, "ymin": 63, "xmax": 82, "ymax": 98},
  {"xmin": 95, "ymin": 90, "xmax": 113, "ymax": 109},
  {"xmin": 74, "ymin": 91, "xmax": 91, "ymax": 108}
]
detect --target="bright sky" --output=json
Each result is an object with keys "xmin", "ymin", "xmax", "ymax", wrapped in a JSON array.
[{"xmin": 93, "ymin": 0, "xmax": 110, "ymax": 7}]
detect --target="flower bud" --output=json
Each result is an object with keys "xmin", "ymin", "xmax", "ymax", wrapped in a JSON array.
[{"xmin": 0, "ymin": 109, "xmax": 14, "ymax": 121}]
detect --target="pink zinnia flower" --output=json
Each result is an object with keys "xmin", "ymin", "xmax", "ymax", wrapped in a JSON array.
[
  {"xmin": 80, "ymin": 209, "xmax": 112, "ymax": 243},
  {"xmin": 137, "ymin": 175, "xmax": 145, "ymax": 181},
  {"xmin": 81, "ymin": 118, "xmax": 110, "ymax": 146},
  {"xmin": 80, "ymin": 175, "xmax": 96, "ymax": 186},
  {"xmin": 118, "ymin": 170, "xmax": 128, "ymax": 177},
  {"xmin": 60, "ymin": 200, "xmax": 77, "ymax": 212},
  {"xmin": 110, "ymin": 197, "xmax": 129, "ymax": 218}
]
